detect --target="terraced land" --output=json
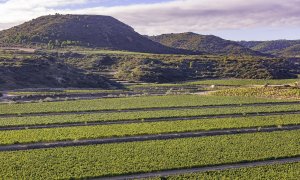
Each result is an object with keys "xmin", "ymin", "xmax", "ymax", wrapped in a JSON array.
[{"xmin": 0, "ymin": 94, "xmax": 299, "ymax": 179}]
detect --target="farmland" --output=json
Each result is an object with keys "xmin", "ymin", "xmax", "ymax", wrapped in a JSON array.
[
  {"xmin": 161, "ymin": 162, "xmax": 300, "ymax": 180},
  {"xmin": 0, "ymin": 95, "xmax": 288, "ymax": 115},
  {"xmin": 0, "ymin": 130, "xmax": 299, "ymax": 179},
  {"xmin": 0, "ymin": 88, "xmax": 300, "ymax": 179},
  {"xmin": 1, "ymin": 103, "xmax": 300, "ymax": 127},
  {"xmin": 213, "ymin": 86, "xmax": 300, "ymax": 99},
  {"xmin": 0, "ymin": 114, "xmax": 300, "ymax": 145},
  {"xmin": 131, "ymin": 78, "xmax": 300, "ymax": 87}
]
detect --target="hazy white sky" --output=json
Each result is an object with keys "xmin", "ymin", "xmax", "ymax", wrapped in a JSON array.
[{"xmin": 1, "ymin": 0, "xmax": 300, "ymax": 41}]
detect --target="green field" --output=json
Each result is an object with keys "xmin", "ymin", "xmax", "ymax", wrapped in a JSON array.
[
  {"xmin": 1, "ymin": 88, "xmax": 299, "ymax": 179},
  {"xmin": 1, "ymin": 104, "xmax": 300, "ymax": 127},
  {"xmin": 0, "ymin": 114, "xmax": 299, "ymax": 145},
  {"xmin": 186, "ymin": 78, "xmax": 300, "ymax": 86},
  {"xmin": 160, "ymin": 162, "xmax": 300, "ymax": 180},
  {"xmin": 0, "ymin": 130, "xmax": 299, "ymax": 179},
  {"xmin": 130, "ymin": 78, "xmax": 300, "ymax": 88},
  {"xmin": 213, "ymin": 87, "xmax": 300, "ymax": 99},
  {"xmin": 0, "ymin": 95, "xmax": 287, "ymax": 115}
]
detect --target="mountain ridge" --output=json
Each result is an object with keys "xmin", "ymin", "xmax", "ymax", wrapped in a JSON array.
[
  {"xmin": 238, "ymin": 40, "xmax": 300, "ymax": 57},
  {"xmin": 0, "ymin": 14, "xmax": 198, "ymax": 55},
  {"xmin": 148, "ymin": 32, "xmax": 265, "ymax": 56}
]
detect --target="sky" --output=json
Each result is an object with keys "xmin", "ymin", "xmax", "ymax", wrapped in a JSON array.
[{"xmin": 0, "ymin": 0, "xmax": 300, "ymax": 41}]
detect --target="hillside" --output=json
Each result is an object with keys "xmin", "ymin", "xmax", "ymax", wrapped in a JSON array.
[
  {"xmin": 0, "ymin": 51, "xmax": 119, "ymax": 90},
  {"xmin": 148, "ymin": 32, "xmax": 264, "ymax": 56},
  {"xmin": 0, "ymin": 14, "xmax": 195, "ymax": 54},
  {"xmin": 239, "ymin": 40, "xmax": 300, "ymax": 57},
  {"xmin": 46, "ymin": 50, "xmax": 296, "ymax": 83}
]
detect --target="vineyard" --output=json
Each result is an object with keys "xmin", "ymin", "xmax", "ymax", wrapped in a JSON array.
[
  {"xmin": 162, "ymin": 162, "xmax": 300, "ymax": 180},
  {"xmin": 0, "ymin": 84, "xmax": 300, "ymax": 179},
  {"xmin": 213, "ymin": 86, "xmax": 300, "ymax": 99},
  {"xmin": 0, "ymin": 95, "xmax": 286, "ymax": 115}
]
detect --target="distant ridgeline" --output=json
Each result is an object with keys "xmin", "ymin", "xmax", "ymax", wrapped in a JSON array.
[
  {"xmin": 239, "ymin": 40, "xmax": 300, "ymax": 57},
  {"xmin": 0, "ymin": 14, "xmax": 196, "ymax": 55},
  {"xmin": 148, "ymin": 32, "xmax": 265, "ymax": 56}
]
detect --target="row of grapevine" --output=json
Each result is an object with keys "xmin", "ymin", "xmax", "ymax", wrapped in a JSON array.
[
  {"xmin": 162, "ymin": 162, "xmax": 300, "ymax": 180},
  {"xmin": 0, "ymin": 114, "xmax": 299, "ymax": 145},
  {"xmin": 213, "ymin": 87, "xmax": 300, "ymax": 99},
  {"xmin": 0, "ymin": 95, "xmax": 285, "ymax": 115},
  {"xmin": 0, "ymin": 130, "xmax": 299, "ymax": 179},
  {"xmin": 0, "ymin": 104, "xmax": 300, "ymax": 127}
]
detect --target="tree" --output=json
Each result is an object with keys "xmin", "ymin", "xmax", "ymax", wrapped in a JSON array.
[
  {"xmin": 47, "ymin": 40, "xmax": 55, "ymax": 49},
  {"xmin": 55, "ymin": 40, "xmax": 61, "ymax": 46}
]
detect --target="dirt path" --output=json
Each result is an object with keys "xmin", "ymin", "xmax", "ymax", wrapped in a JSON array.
[
  {"xmin": 1, "ymin": 110, "xmax": 300, "ymax": 131},
  {"xmin": 1, "ymin": 101, "xmax": 299, "ymax": 118},
  {"xmin": 0, "ymin": 124, "xmax": 299, "ymax": 152},
  {"xmin": 0, "ymin": 47, "xmax": 36, "ymax": 53},
  {"xmin": 94, "ymin": 156, "xmax": 300, "ymax": 180}
]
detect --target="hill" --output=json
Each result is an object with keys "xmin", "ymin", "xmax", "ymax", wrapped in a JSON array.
[
  {"xmin": 0, "ymin": 14, "xmax": 195, "ymax": 54},
  {"xmin": 0, "ymin": 51, "xmax": 119, "ymax": 90},
  {"xmin": 148, "ymin": 32, "xmax": 264, "ymax": 56},
  {"xmin": 239, "ymin": 40, "xmax": 300, "ymax": 57}
]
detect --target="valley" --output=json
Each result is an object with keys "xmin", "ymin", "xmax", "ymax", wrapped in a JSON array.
[{"xmin": 0, "ymin": 14, "xmax": 299, "ymax": 179}]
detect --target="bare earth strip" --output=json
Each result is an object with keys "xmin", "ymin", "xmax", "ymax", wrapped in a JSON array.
[
  {"xmin": 0, "ymin": 125, "xmax": 299, "ymax": 152},
  {"xmin": 1, "ymin": 101, "xmax": 299, "ymax": 118},
  {"xmin": 0, "ymin": 47, "xmax": 36, "ymax": 53},
  {"xmin": 93, "ymin": 156, "xmax": 300, "ymax": 180},
  {"xmin": 1, "ymin": 110, "xmax": 300, "ymax": 131}
]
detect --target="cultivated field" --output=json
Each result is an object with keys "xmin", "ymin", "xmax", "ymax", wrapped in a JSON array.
[{"xmin": 0, "ymin": 81, "xmax": 300, "ymax": 179}]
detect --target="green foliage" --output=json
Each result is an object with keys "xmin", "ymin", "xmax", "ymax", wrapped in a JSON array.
[
  {"xmin": 0, "ymin": 95, "xmax": 285, "ymax": 115},
  {"xmin": 1, "ymin": 104, "xmax": 300, "ymax": 127},
  {"xmin": 213, "ymin": 87, "xmax": 300, "ymax": 99},
  {"xmin": 1, "ymin": 114, "xmax": 300, "ymax": 145},
  {"xmin": 0, "ymin": 130, "xmax": 299, "ymax": 179},
  {"xmin": 164, "ymin": 162, "xmax": 300, "ymax": 180},
  {"xmin": 186, "ymin": 78, "xmax": 300, "ymax": 86}
]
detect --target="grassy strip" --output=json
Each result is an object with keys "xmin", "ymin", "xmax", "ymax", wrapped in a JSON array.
[
  {"xmin": 213, "ymin": 87, "xmax": 300, "ymax": 99},
  {"xmin": 0, "ymin": 95, "xmax": 287, "ymax": 115},
  {"xmin": 0, "ymin": 130, "xmax": 299, "ymax": 179},
  {"xmin": 130, "ymin": 79, "xmax": 300, "ymax": 88},
  {"xmin": 186, "ymin": 79, "xmax": 300, "ymax": 86},
  {"xmin": 157, "ymin": 162, "xmax": 300, "ymax": 180},
  {"xmin": 0, "ymin": 114, "xmax": 300, "ymax": 145},
  {"xmin": 1, "ymin": 104, "xmax": 300, "ymax": 127}
]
